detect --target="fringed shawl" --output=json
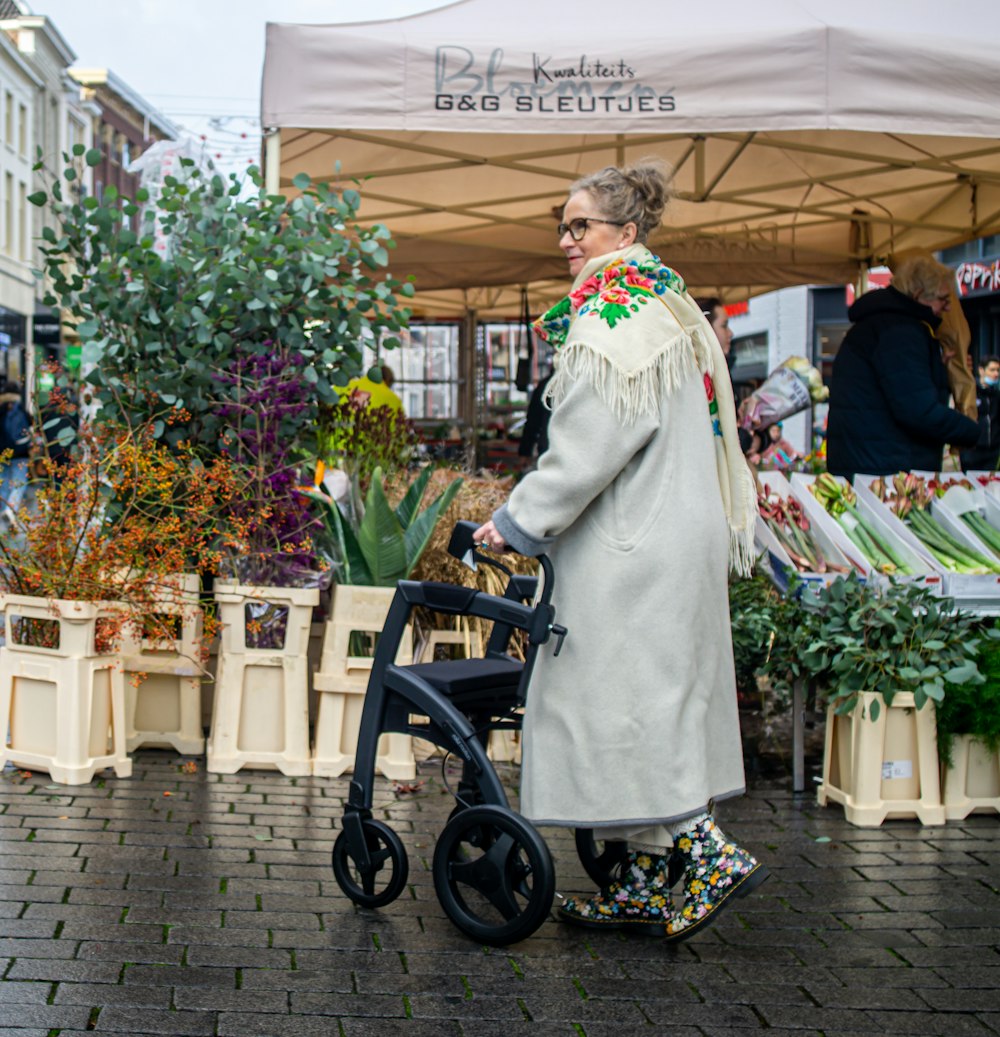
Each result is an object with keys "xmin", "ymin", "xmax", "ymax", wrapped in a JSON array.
[{"xmin": 533, "ymin": 244, "xmax": 757, "ymax": 576}]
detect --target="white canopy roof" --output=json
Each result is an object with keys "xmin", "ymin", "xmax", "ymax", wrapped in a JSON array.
[{"xmin": 262, "ymin": 1, "xmax": 1000, "ymax": 316}]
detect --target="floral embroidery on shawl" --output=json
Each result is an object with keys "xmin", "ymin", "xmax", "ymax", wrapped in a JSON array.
[
  {"xmin": 534, "ymin": 254, "xmax": 727, "ymax": 430},
  {"xmin": 534, "ymin": 255, "xmax": 687, "ymax": 346},
  {"xmin": 704, "ymin": 372, "xmax": 722, "ymax": 438}
]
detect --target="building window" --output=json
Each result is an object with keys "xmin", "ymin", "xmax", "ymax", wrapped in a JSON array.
[
  {"xmin": 4, "ymin": 173, "xmax": 12, "ymax": 254},
  {"xmin": 480, "ymin": 322, "xmax": 533, "ymax": 416},
  {"xmin": 17, "ymin": 103, "xmax": 25, "ymax": 157},
  {"xmin": 17, "ymin": 180, "xmax": 26, "ymax": 260},
  {"xmin": 4, "ymin": 92, "xmax": 12, "ymax": 145},
  {"xmin": 391, "ymin": 323, "xmax": 460, "ymax": 421}
]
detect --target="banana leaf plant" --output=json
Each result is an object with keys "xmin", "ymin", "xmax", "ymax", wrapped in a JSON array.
[{"xmin": 307, "ymin": 465, "xmax": 463, "ymax": 586}]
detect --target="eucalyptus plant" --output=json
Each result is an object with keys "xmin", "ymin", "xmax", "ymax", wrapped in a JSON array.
[
  {"xmin": 29, "ymin": 147, "xmax": 412, "ymax": 456},
  {"xmin": 763, "ymin": 574, "xmax": 985, "ymax": 721}
]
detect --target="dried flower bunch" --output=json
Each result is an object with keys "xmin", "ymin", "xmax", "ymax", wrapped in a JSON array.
[{"xmin": 0, "ymin": 382, "xmax": 237, "ymax": 653}]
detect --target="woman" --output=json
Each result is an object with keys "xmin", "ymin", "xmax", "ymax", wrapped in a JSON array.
[
  {"xmin": 826, "ymin": 255, "xmax": 979, "ymax": 478},
  {"xmin": 696, "ymin": 296, "xmax": 734, "ymax": 361},
  {"xmin": 474, "ymin": 161, "xmax": 767, "ymax": 942}
]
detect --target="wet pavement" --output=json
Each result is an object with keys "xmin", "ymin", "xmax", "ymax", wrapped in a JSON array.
[{"xmin": 0, "ymin": 749, "xmax": 998, "ymax": 1036}]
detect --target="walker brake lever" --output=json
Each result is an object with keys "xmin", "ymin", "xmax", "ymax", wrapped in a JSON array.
[{"xmin": 550, "ymin": 623, "xmax": 568, "ymax": 656}]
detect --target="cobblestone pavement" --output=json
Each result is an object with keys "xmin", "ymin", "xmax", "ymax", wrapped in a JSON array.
[{"xmin": 0, "ymin": 750, "xmax": 998, "ymax": 1037}]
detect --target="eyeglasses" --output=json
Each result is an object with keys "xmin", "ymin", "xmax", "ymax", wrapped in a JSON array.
[{"xmin": 557, "ymin": 217, "xmax": 625, "ymax": 241}]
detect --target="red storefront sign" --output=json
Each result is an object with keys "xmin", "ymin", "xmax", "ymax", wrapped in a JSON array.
[
  {"xmin": 845, "ymin": 270, "xmax": 892, "ymax": 307},
  {"xmin": 956, "ymin": 257, "xmax": 1000, "ymax": 297}
]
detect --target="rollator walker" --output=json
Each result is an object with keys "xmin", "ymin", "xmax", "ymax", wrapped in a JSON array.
[{"xmin": 332, "ymin": 521, "xmax": 653, "ymax": 945}]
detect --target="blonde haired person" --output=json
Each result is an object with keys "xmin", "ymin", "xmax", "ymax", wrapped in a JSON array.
[
  {"xmin": 827, "ymin": 254, "xmax": 978, "ymax": 477},
  {"xmin": 473, "ymin": 160, "xmax": 767, "ymax": 943}
]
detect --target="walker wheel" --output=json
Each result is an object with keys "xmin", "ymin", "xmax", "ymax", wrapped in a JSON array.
[
  {"xmin": 433, "ymin": 805, "xmax": 555, "ymax": 946},
  {"xmin": 574, "ymin": 829, "xmax": 629, "ymax": 888},
  {"xmin": 332, "ymin": 819, "xmax": 409, "ymax": 909}
]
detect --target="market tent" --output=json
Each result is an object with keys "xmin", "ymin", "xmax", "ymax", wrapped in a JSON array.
[{"xmin": 261, "ymin": 0, "xmax": 1000, "ymax": 316}]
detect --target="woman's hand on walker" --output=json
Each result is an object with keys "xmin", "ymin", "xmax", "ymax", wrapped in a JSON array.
[{"xmin": 473, "ymin": 520, "xmax": 508, "ymax": 552}]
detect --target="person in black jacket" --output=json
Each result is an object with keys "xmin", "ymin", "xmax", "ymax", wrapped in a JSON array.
[
  {"xmin": 826, "ymin": 255, "xmax": 979, "ymax": 478},
  {"xmin": 960, "ymin": 355, "xmax": 1000, "ymax": 472}
]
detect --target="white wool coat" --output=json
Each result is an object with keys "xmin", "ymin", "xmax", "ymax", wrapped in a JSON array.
[{"xmin": 493, "ymin": 289, "xmax": 746, "ymax": 828}]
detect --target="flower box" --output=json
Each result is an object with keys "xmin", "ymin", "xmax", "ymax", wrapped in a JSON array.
[
  {"xmin": 817, "ymin": 691, "xmax": 945, "ymax": 827},
  {"xmin": 122, "ymin": 574, "xmax": 205, "ymax": 755},
  {"xmin": 929, "ymin": 486, "xmax": 1000, "ymax": 614},
  {"xmin": 312, "ymin": 584, "xmax": 416, "ymax": 780},
  {"xmin": 756, "ymin": 470, "xmax": 856, "ymax": 597},
  {"xmin": 206, "ymin": 582, "xmax": 318, "ymax": 776},
  {"xmin": 790, "ymin": 472, "xmax": 944, "ymax": 596},
  {"xmin": 0, "ymin": 595, "xmax": 132, "ymax": 785}
]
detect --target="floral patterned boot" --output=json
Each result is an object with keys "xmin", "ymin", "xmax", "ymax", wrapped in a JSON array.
[
  {"xmin": 558, "ymin": 850, "xmax": 677, "ymax": 934},
  {"xmin": 664, "ymin": 815, "xmax": 769, "ymax": 943}
]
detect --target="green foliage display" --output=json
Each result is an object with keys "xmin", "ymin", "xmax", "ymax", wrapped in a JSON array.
[
  {"xmin": 763, "ymin": 573, "xmax": 985, "ymax": 721},
  {"xmin": 30, "ymin": 150, "xmax": 412, "ymax": 455},
  {"xmin": 728, "ymin": 572, "xmax": 786, "ymax": 694},
  {"xmin": 935, "ymin": 623, "xmax": 1000, "ymax": 767},
  {"xmin": 308, "ymin": 466, "xmax": 463, "ymax": 587},
  {"xmin": 319, "ymin": 391, "xmax": 418, "ymax": 511}
]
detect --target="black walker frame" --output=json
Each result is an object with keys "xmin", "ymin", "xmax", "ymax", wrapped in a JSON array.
[{"xmin": 332, "ymin": 522, "xmax": 633, "ymax": 945}]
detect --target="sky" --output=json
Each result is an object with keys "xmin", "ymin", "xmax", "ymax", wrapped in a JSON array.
[{"xmin": 30, "ymin": 0, "xmax": 450, "ymax": 178}]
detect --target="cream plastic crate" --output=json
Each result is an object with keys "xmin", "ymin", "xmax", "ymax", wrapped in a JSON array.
[
  {"xmin": 818, "ymin": 691, "xmax": 945, "ymax": 827},
  {"xmin": 122, "ymin": 574, "xmax": 205, "ymax": 755},
  {"xmin": 206, "ymin": 582, "xmax": 318, "ymax": 777},
  {"xmin": 312, "ymin": 585, "xmax": 415, "ymax": 780},
  {"xmin": 0, "ymin": 595, "xmax": 131, "ymax": 785},
  {"xmin": 942, "ymin": 735, "xmax": 1000, "ymax": 820}
]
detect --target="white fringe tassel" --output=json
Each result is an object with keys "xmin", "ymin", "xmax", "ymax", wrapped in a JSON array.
[{"xmin": 545, "ymin": 336, "xmax": 700, "ymax": 427}]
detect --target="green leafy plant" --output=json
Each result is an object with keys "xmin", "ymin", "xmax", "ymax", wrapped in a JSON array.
[
  {"xmin": 318, "ymin": 390, "xmax": 418, "ymax": 527},
  {"xmin": 935, "ymin": 623, "xmax": 1000, "ymax": 767},
  {"xmin": 308, "ymin": 466, "xmax": 463, "ymax": 587},
  {"xmin": 728, "ymin": 571, "xmax": 786, "ymax": 694},
  {"xmin": 29, "ymin": 149, "xmax": 411, "ymax": 456},
  {"xmin": 763, "ymin": 573, "xmax": 985, "ymax": 721}
]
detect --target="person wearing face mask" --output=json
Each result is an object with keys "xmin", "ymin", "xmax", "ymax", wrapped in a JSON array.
[
  {"xmin": 472, "ymin": 160, "xmax": 766, "ymax": 945},
  {"xmin": 826, "ymin": 255, "xmax": 980, "ymax": 478},
  {"xmin": 961, "ymin": 355, "xmax": 1000, "ymax": 472}
]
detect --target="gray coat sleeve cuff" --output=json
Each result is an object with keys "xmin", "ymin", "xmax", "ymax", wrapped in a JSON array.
[{"xmin": 493, "ymin": 503, "xmax": 555, "ymax": 557}]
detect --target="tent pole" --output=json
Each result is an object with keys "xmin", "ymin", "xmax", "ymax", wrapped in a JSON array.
[
  {"xmin": 264, "ymin": 129, "xmax": 281, "ymax": 195},
  {"xmin": 856, "ymin": 265, "xmax": 870, "ymax": 299},
  {"xmin": 461, "ymin": 306, "xmax": 480, "ymax": 468}
]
